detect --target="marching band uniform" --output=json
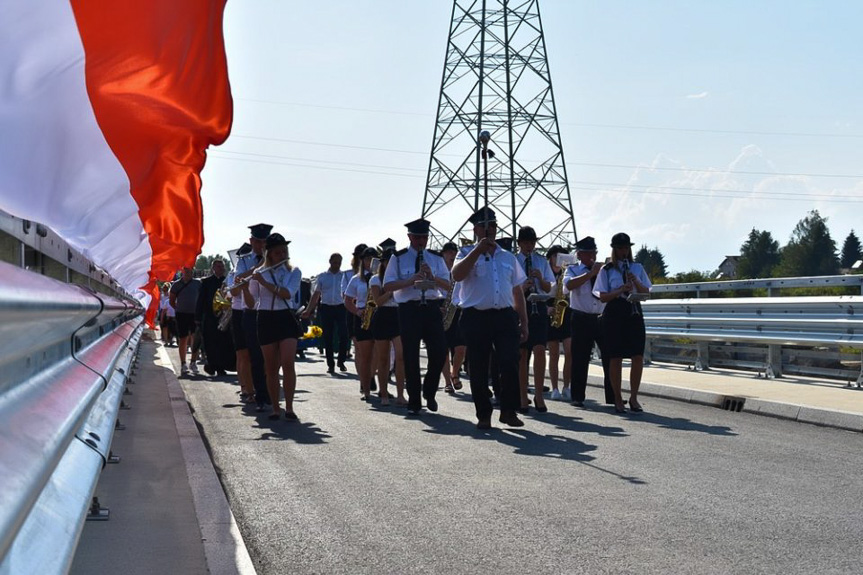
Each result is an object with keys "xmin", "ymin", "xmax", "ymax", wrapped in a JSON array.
[
  {"xmin": 516, "ymin": 226, "xmax": 555, "ymax": 412},
  {"xmin": 563, "ymin": 236, "xmax": 612, "ymax": 406},
  {"xmin": 382, "ymin": 219, "xmax": 449, "ymax": 415},
  {"xmin": 593, "ymin": 232, "xmax": 652, "ymax": 412},
  {"xmin": 452, "ymin": 207, "xmax": 528, "ymax": 429},
  {"xmin": 234, "ymin": 223, "xmax": 272, "ymax": 409}
]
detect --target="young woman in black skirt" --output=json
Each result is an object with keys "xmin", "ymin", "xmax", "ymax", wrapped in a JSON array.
[
  {"xmin": 369, "ymin": 247, "xmax": 407, "ymax": 406},
  {"xmin": 344, "ymin": 247, "xmax": 378, "ymax": 402},
  {"xmin": 593, "ymin": 233, "xmax": 652, "ymax": 413},
  {"xmin": 545, "ymin": 246, "xmax": 573, "ymax": 401},
  {"xmin": 243, "ymin": 233, "xmax": 303, "ymax": 421}
]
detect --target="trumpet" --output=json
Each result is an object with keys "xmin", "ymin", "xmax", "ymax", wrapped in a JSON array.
[{"xmin": 229, "ymin": 258, "xmax": 288, "ymax": 290}]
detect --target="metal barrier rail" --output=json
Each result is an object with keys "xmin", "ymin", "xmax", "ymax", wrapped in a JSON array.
[
  {"xmin": 642, "ymin": 296, "xmax": 863, "ymax": 383},
  {"xmin": 649, "ymin": 274, "xmax": 863, "ymax": 296},
  {"xmin": 0, "ymin": 261, "xmax": 144, "ymax": 574}
]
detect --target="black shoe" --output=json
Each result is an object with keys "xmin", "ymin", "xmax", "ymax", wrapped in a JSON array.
[
  {"xmin": 572, "ymin": 400, "xmax": 585, "ymax": 407},
  {"xmin": 499, "ymin": 411, "xmax": 524, "ymax": 427},
  {"xmin": 476, "ymin": 418, "xmax": 492, "ymax": 430},
  {"xmin": 535, "ymin": 404, "xmax": 548, "ymax": 413},
  {"xmin": 203, "ymin": 364, "xmax": 215, "ymax": 376},
  {"xmin": 518, "ymin": 406, "xmax": 530, "ymax": 415},
  {"xmin": 425, "ymin": 397, "xmax": 438, "ymax": 412},
  {"xmin": 327, "ymin": 366, "xmax": 335, "ymax": 374},
  {"xmin": 338, "ymin": 362, "xmax": 347, "ymax": 372},
  {"xmin": 217, "ymin": 369, "xmax": 227, "ymax": 377},
  {"xmin": 284, "ymin": 412, "xmax": 299, "ymax": 421},
  {"xmin": 406, "ymin": 406, "xmax": 421, "ymax": 416}
]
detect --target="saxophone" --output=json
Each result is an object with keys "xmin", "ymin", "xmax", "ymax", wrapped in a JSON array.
[
  {"xmin": 417, "ymin": 248, "xmax": 427, "ymax": 305},
  {"xmin": 550, "ymin": 270, "xmax": 568, "ymax": 328},
  {"xmin": 442, "ymin": 281, "xmax": 458, "ymax": 330},
  {"xmin": 360, "ymin": 274, "xmax": 377, "ymax": 330}
]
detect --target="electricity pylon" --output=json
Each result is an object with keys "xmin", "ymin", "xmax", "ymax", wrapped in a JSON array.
[{"xmin": 421, "ymin": 0, "xmax": 577, "ymax": 248}]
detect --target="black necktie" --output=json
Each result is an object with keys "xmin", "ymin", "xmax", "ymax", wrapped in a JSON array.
[{"xmin": 414, "ymin": 253, "xmax": 420, "ymax": 273}]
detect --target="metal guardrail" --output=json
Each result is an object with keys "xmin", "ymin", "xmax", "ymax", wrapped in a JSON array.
[
  {"xmin": 641, "ymin": 296, "xmax": 863, "ymax": 384},
  {"xmin": 650, "ymin": 274, "xmax": 863, "ymax": 296},
  {"xmin": 0, "ymin": 261, "xmax": 144, "ymax": 574}
]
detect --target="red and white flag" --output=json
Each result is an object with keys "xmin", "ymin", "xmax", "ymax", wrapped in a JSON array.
[{"xmin": 0, "ymin": 0, "xmax": 233, "ymax": 319}]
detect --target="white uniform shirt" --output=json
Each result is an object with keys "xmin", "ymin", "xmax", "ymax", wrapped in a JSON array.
[
  {"xmin": 454, "ymin": 245, "xmax": 527, "ymax": 310},
  {"xmin": 344, "ymin": 274, "xmax": 370, "ymax": 310},
  {"xmin": 369, "ymin": 274, "xmax": 397, "ymax": 308},
  {"xmin": 234, "ymin": 252, "xmax": 263, "ymax": 311},
  {"xmin": 516, "ymin": 251, "xmax": 555, "ymax": 296},
  {"xmin": 382, "ymin": 247, "xmax": 448, "ymax": 303},
  {"xmin": 563, "ymin": 263, "xmax": 605, "ymax": 314},
  {"xmin": 250, "ymin": 265, "xmax": 302, "ymax": 311},
  {"xmin": 313, "ymin": 270, "xmax": 347, "ymax": 306},
  {"xmin": 592, "ymin": 261, "xmax": 652, "ymax": 298},
  {"xmin": 226, "ymin": 271, "xmax": 244, "ymax": 310}
]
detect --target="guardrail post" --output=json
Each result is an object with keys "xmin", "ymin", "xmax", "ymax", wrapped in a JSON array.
[
  {"xmin": 643, "ymin": 339, "xmax": 652, "ymax": 365},
  {"xmin": 767, "ymin": 344, "xmax": 783, "ymax": 378},
  {"xmin": 695, "ymin": 341, "xmax": 710, "ymax": 371}
]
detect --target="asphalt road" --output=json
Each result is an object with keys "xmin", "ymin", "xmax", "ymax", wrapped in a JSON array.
[{"xmin": 172, "ymin": 347, "xmax": 863, "ymax": 575}]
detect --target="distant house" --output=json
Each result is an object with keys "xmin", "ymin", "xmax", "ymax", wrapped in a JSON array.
[{"xmin": 716, "ymin": 256, "xmax": 739, "ymax": 279}]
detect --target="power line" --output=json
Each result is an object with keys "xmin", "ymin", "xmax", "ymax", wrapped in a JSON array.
[
  {"xmin": 235, "ymin": 97, "xmax": 863, "ymax": 139},
  {"xmin": 228, "ymin": 134, "xmax": 863, "ymax": 179},
  {"xmin": 208, "ymin": 152, "xmax": 863, "ymax": 203}
]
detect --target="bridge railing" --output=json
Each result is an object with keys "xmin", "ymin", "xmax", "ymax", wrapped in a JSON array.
[
  {"xmin": 0, "ymin": 260, "xmax": 144, "ymax": 573},
  {"xmin": 641, "ymin": 296, "xmax": 863, "ymax": 383}
]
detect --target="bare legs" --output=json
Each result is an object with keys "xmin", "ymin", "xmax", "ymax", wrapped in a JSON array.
[{"xmin": 261, "ymin": 338, "xmax": 298, "ymax": 417}]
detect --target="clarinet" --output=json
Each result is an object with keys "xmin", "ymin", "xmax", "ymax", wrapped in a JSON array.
[
  {"xmin": 620, "ymin": 259, "xmax": 639, "ymax": 316},
  {"xmin": 417, "ymin": 248, "xmax": 427, "ymax": 305},
  {"xmin": 525, "ymin": 253, "xmax": 537, "ymax": 315}
]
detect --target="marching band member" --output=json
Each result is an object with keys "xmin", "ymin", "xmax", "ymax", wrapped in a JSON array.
[
  {"xmin": 243, "ymin": 232, "xmax": 303, "ymax": 421},
  {"xmin": 516, "ymin": 226, "xmax": 554, "ymax": 413},
  {"xmin": 451, "ymin": 207, "xmax": 528, "ymax": 429},
  {"xmin": 563, "ymin": 236, "xmax": 612, "ymax": 407},
  {"xmin": 440, "ymin": 241, "xmax": 466, "ymax": 394},
  {"xmin": 226, "ymin": 243, "xmax": 255, "ymax": 403},
  {"xmin": 382, "ymin": 218, "xmax": 450, "ymax": 416},
  {"xmin": 232, "ymin": 223, "xmax": 272, "ymax": 411},
  {"xmin": 302, "ymin": 253, "xmax": 350, "ymax": 375},
  {"xmin": 545, "ymin": 246, "xmax": 572, "ymax": 401},
  {"xmin": 593, "ymin": 233, "xmax": 652, "ymax": 413},
  {"xmin": 370, "ymin": 246, "xmax": 407, "ymax": 406},
  {"xmin": 344, "ymin": 244, "xmax": 368, "ymax": 378},
  {"xmin": 344, "ymin": 246, "xmax": 378, "ymax": 402}
]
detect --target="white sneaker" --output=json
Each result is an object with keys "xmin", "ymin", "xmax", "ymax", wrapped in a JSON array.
[
  {"xmin": 181, "ymin": 363, "xmax": 189, "ymax": 375},
  {"xmin": 562, "ymin": 388, "xmax": 572, "ymax": 401},
  {"xmin": 190, "ymin": 362, "xmax": 199, "ymax": 374},
  {"xmin": 551, "ymin": 389, "xmax": 562, "ymax": 401}
]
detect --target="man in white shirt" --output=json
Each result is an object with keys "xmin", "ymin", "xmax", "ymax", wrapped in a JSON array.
[
  {"xmin": 451, "ymin": 207, "xmax": 529, "ymax": 430},
  {"xmin": 563, "ymin": 236, "xmax": 612, "ymax": 406},
  {"xmin": 383, "ymin": 218, "xmax": 451, "ymax": 415},
  {"xmin": 303, "ymin": 253, "xmax": 349, "ymax": 374}
]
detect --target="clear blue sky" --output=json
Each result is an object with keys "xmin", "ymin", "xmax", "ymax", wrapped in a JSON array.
[{"xmin": 200, "ymin": 0, "xmax": 863, "ymax": 276}]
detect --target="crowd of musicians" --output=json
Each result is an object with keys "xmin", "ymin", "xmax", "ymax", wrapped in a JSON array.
[{"xmin": 158, "ymin": 207, "xmax": 652, "ymax": 429}]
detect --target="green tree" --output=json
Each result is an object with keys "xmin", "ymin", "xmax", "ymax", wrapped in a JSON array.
[
  {"xmin": 634, "ymin": 245, "xmax": 668, "ymax": 278},
  {"xmin": 776, "ymin": 210, "xmax": 839, "ymax": 277},
  {"xmin": 195, "ymin": 254, "xmax": 232, "ymax": 273},
  {"xmin": 840, "ymin": 230, "xmax": 862, "ymax": 268},
  {"xmin": 737, "ymin": 228, "xmax": 780, "ymax": 278}
]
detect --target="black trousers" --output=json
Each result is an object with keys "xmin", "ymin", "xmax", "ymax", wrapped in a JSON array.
[
  {"xmin": 241, "ymin": 310, "xmax": 269, "ymax": 405},
  {"xmin": 570, "ymin": 311, "xmax": 613, "ymax": 403},
  {"xmin": 318, "ymin": 304, "xmax": 348, "ymax": 368},
  {"xmin": 397, "ymin": 301, "xmax": 447, "ymax": 410},
  {"xmin": 459, "ymin": 307, "xmax": 520, "ymax": 420}
]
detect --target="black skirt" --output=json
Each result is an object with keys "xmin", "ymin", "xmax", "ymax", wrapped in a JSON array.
[
  {"xmin": 547, "ymin": 306, "xmax": 573, "ymax": 342},
  {"xmin": 257, "ymin": 309, "xmax": 301, "ymax": 346},
  {"xmin": 444, "ymin": 307, "xmax": 465, "ymax": 348},
  {"xmin": 352, "ymin": 313, "xmax": 375, "ymax": 342},
  {"xmin": 372, "ymin": 306, "xmax": 400, "ymax": 341},
  {"xmin": 600, "ymin": 298, "xmax": 646, "ymax": 359},
  {"xmin": 230, "ymin": 309, "xmax": 247, "ymax": 351}
]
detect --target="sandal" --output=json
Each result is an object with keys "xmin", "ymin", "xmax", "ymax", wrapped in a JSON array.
[
  {"xmin": 452, "ymin": 378, "xmax": 463, "ymax": 391},
  {"xmin": 444, "ymin": 384, "xmax": 455, "ymax": 394}
]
